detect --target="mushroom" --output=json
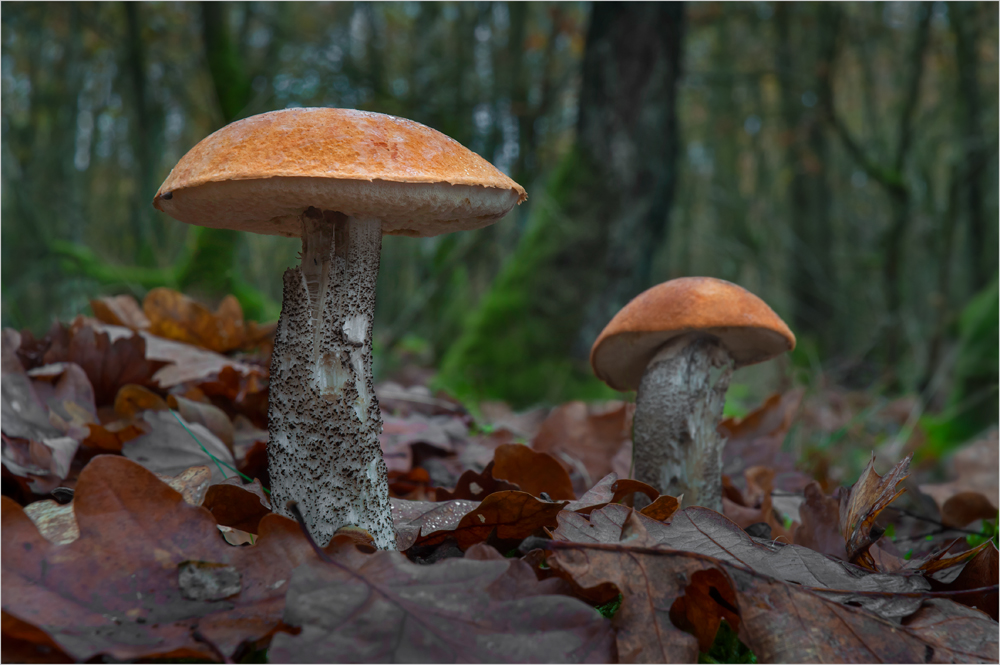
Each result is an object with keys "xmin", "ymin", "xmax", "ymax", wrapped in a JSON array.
[
  {"xmin": 590, "ymin": 277, "xmax": 794, "ymax": 511},
  {"xmin": 153, "ymin": 108, "xmax": 525, "ymax": 549}
]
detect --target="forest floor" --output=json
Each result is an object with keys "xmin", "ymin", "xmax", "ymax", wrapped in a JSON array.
[{"xmin": 2, "ymin": 289, "xmax": 997, "ymax": 663}]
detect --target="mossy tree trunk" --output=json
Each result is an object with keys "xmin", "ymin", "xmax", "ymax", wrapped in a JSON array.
[
  {"xmin": 176, "ymin": 3, "xmax": 260, "ymax": 317},
  {"xmin": 439, "ymin": 3, "xmax": 686, "ymax": 407}
]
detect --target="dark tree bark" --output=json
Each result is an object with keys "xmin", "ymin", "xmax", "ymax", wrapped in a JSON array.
[
  {"xmin": 775, "ymin": 3, "xmax": 835, "ymax": 341},
  {"xmin": 951, "ymin": 3, "xmax": 990, "ymax": 292},
  {"xmin": 440, "ymin": 2, "xmax": 686, "ymax": 406},
  {"xmin": 820, "ymin": 2, "xmax": 932, "ymax": 386}
]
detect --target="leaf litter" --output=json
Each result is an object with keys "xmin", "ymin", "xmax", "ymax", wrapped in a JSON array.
[{"xmin": 2, "ymin": 288, "xmax": 998, "ymax": 663}]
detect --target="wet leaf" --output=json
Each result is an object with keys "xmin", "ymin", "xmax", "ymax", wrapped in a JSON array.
[
  {"xmin": 1, "ymin": 456, "xmax": 339, "ymax": 662},
  {"xmin": 268, "ymin": 540, "xmax": 616, "ymax": 664},
  {"xmin": 840, "ymin": 453, "xmax": 912, "ymax": 568},
  {"xmin": 418, "ymin": 491, "xmax": 568, "ymax": 550},
  {"xmin": 434, "ymin": 461, "xmax": 520, "ymax": 501},
  {"xmin": 493, "ymin": 443, "xmax": 576, "ymax": 500},
  {"xmin": 390, "ymin": 497, "xmax": 480, "ymax": 551}
]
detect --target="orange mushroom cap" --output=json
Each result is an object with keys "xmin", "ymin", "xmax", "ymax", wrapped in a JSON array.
[
  {"xmin": 590, "ymin": 277, "xmax": 796, "ymax": 391},
  {"xmin": 153, "ymin": 107, "xmax": 526, "ymax": 239}
]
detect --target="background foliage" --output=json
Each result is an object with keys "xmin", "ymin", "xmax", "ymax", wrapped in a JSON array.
[{"xmin": 2, "ymin": 2, "xmax": 997, "ymax": 435}]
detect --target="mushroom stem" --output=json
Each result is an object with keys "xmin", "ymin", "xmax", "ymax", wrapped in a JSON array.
[
  {"xmin": 632, "ymin": 332, "xmax": 734, "ymax": 511},
  {"xmin": 267, "ymin": 208, "xmax": 396, "ymax": 549}
]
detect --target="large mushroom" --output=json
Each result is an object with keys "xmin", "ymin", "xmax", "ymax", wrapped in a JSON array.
[
  {"xmin": 590, "ymin": 277, "xmax": 794, "ymax": 511},
  {"xmin": 154, "ymin": 108, "xmax": 525, "ymax": 549}
]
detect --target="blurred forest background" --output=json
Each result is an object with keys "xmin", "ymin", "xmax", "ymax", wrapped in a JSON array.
[{"xmin": 2, "ymin": 2, "xmax": 997, "ymax": 451}]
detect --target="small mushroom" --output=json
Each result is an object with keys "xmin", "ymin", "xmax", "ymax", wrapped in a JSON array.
[
  {"xmin": 154, "ymin": 108, "xmax": 526, "ymax": 549},
  {"xmin": 590, "ymin": 277, "xmax": 794, "ymax": 511}
]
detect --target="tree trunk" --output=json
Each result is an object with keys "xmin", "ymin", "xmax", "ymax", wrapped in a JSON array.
[
  {"xmin": 176, "ymin": 3, "xmax": 257, "ymax": 314},
  {"xmin": 439, "ymin": 2, "xmax": 686, "ymax": 407},
  {"xmin": 775, "ymin": 3, "xmax": 835, "ymax": 341}
]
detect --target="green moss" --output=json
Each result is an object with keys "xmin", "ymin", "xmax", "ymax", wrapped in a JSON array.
[
  {"xmin": 595, "ymin": 593, "xmax": 623, "ymax": 619},
  {"xmin": 436, "ymin": 147, "xmax": 622, "ymax": 408},
  {"xmin": 699, "ymin": 620, "xmax": 756, "ymax": 664}
]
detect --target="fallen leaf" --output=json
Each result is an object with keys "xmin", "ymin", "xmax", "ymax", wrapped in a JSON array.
[
  {"xmin": 728, "ymin": 564, "xmax": 998, "ymax": 663},
  {"xmin": 0, "ymin": 455, "xmax": 347, "ymax": 662},
  {"xmin": 563, "ymin": 473, "xmax": 660, "ymax": 515},
  {"xmin": 417, "ymin": 491, "xmax": 567, "ymax": 550},
  {"xmin": 167, "ymin": 395, "xmax": 235, "ymax": 451},
  {"xmin": 123, "ymin": 411, "xmax": 236, "ymax": 484},
  {"xmin": 202, "ymin": 478, "xmax": 272, "ymax": 534},
  {"xmin": 46, "ymin": 323, "xmax": 166, "ymax": 406},
  {"xmin": 719, "ymin": 389, "xmax": 803, "ymax": 477},
  {"xmin": 493, "ymin": 443, "xmax": 576, "ymax": 500},
  {"xmin": 721, "ymin": 466, "xmax": 795, "ymax": 544},
  {"xmin": 792, "ymin": 481, "xmax": 848, "ymax": 559},
  {"xmin": 927, "ymin": 542, "xmax": 999, "ymax": 621},
  {"xmin": 144, "ymin": 288, "xmax": 247, "ymax": 354},
  {"xmin": 89, "ymin": 295, "xmax": 151, "ymax": 331},
  {"xmin": 532, "ymin": 401, "xmax": 634, "ymax": 495},
  {"xmin": 267, "ymin": 540, "xmax": 616, "ymax": 663},
  {"xmin": 390, "ymin": 497, "xmax": 480, "ymax": 551},
  {"xmin": 434, "ymin": 461, "xmax": 520, "ymax": 501},
  {"xmin": 543, "ymin": 538, "xmax": 997, "ymax": 664},
  {"xmin": 113, "ymin": 384, "xmax": 169, "ymax": 418},
  {"xmin": 920, "ymin": 430, "xmax": 999, "ymax": 527},
  {"xmin": 22, "ymin": 500, "xmax": 78, "ymax": 545},
  {"xmin": 840, "ymin": 453, "xmax": 912, "ymax": 568},
  {"xmin": 554, "ymin": 504, "xmax": 931, "ymax": 620}
]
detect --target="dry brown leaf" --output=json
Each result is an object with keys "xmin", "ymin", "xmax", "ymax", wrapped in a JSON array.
[
  {"xmin": 840, "ymin": 453, "xmax": 912, "ymax": 569},
  {"xmin": 920, "ymin": 430, "xmax": 999, "ymax": 528},
  {"xmin": 202, "ymin": 478, "xmax": 273, "ymax": 535},
  {"xmin": 89, "ymin": 295, "xmax": 150, "ymax": 330},
  {"xmin": 719, "ymin": 389, "xmax": 803, "ymax": 477},
  {"xmin": 144, "ymin": 288, "xmax": 247, "ymax": 353},
  {"xmin": 267, "ymin": 539, "xmax": 615, "ymax": 663},
  {"xmin": 123, "ymin": 411, "xmax": 236, "ymax": 484},
  {"xmin": 531, "ymin": 400, "xmax": 634, "ymax": 494},
  {"xmin": 792, "ymin": 481, "xmax": 848, "ymax": 559},
  {"xmin": 492, "ymin": 443, "xmax": 576, "ymax": 500},
  {"xmin": 434, "ymin": 461, "xmax": 520, "ymax": 501},
  {"xmin": 0, "ymin": 456, "xmax": 350, "ymax": 662},
  {"xmin": 927, "ymin": 542, "xmax": 998, "ymax": 621}
]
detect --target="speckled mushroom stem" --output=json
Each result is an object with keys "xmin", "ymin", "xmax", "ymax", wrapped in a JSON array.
[
  {"xmin": 267, "ymin": 208, "xmax": 396, "ymax": 550},
  {"xmin": 632, "ymin": 333, "xmax": 734, "ymax": 512}
]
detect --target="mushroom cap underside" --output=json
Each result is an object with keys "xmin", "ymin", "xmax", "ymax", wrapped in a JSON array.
[
  {"xmin": 590, "ymin": 276, "xmax": 796, "ymax": 391},
  {"xmin": 153, "ymin": 107, "xmax": 526, "ymax": 238}
]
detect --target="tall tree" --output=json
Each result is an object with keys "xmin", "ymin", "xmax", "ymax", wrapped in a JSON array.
[
  {"xmin": 439, "ymin": 2, "xmax": 685, "ymax": 407},
  {"xmin": 820, "ymin": 2, "xmax": 932, "ymax": 384},
  {"xmin": 774, "ymin": 3, "xmax": 836, "ymax": 343}
]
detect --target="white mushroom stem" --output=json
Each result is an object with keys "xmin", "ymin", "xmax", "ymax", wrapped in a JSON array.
[
  {"xmin": 632, "ymin": 332, "xmax": 734, "ymax": 512},
  {"xmin": 267, "ymin": 208, "xmax": 396, "ymax": 550}
]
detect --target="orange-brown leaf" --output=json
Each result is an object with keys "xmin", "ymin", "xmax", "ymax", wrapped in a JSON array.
[
  {"xmin": 839, "ymin": 453, "xmax": 912, "ymax": 568},
  {"xmin": 144, "ymin": 288, "xmax": 247, "ymax": 353},
  {"xmin": 492, "ymin": 443, "xmax": 575, "ymax": 500}
]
